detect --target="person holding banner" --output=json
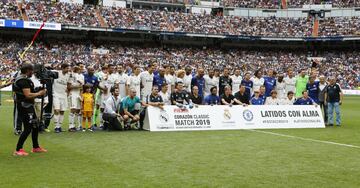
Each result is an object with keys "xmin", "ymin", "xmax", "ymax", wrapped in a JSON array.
[
  {"xmin": 159, "ymin": 83, "xmax": 171, "ymax": 105},
  {"xmin": 324, "ymin": 77, "xmax": 343, "ymax": 127},
  {"xmin": 189, "ymin": 86, "xmax": 203, "ymax": 105},
  {"xmin": 234, "ymin": 84, "xmax": 250, "ymax": 105},
  {"xmin": 171, "ymin": 82, "xmax": 190, "ymax": 106},
  {"xmin": 250, "ymin": 90, "xmax": 264, "ymax": 105},
  {"xmin": 204, "ymin": 86, "xmax": 220, "ymax": 105},
  {"xmin": 294, "ymin": 91, "xmax": 315, "ymax": 105},
  {"xmin": 220, "ymin": 86, "xmax": 242, "ymax": 105}
]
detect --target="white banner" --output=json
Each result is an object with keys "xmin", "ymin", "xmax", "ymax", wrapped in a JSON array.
[
  {"xmin": 144, "ymin": 105, "xmax": 325, "ymax": 131},
  {"xmin": 343, "ymin": 89, "xmax": 360, "ymax": 95},
  {"xmin": 103, "ymin": 0, "xmax": 126, "ymax": 8},
  {"xmin": 23, "ymin": 21, "xmax": 61, "ymax": 31},
  {"xmin": 0, "ymin": 19, "xmax": 4, "ymax": 27}
]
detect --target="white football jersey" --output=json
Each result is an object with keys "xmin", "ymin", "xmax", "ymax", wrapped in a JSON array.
[
  {"xmin": 204, "ymin": 75, "xmax": 218, "ymax": 96},
  {"xmin": 165, "ymin": 74, "xmax": 175, "ymax": 94},
  {"xmin": 183, "ymin": 74, "xmax": 192, "ymax": 92},
  {"xmin": 127, "ymin": 74, "xmax": 141, "ymax": 98},
  {"xmin": 159, "ymin": 91, "xmax": 171, "ymax": 105},
  {"xmin": 231, "ymin": 75, "xmax": 242, "ymax": 94},
  {"xmin": 53, "ymin": 71, "xmax": 70, "ymax": 99},
  {"xmin": 284, "ymin": 76, "xmax": 296, "ymax": 94},
  {"xmin": 251, "ymin": 77, "xmax": 265, "ymax": 92},
  {"xmin": 116, "ymin": 73, "xmax": 129, "ymax": 98},
  {"xmin": 69, "ymin": 73, "xmax": 84, "ymax": 97},
  {"xmin": 276, "ymin": 81, "xmax": 286, "ymax": 99},
  {"xmin": 140, "ymin": 71, "xmax": 154, "ymax": 100}
]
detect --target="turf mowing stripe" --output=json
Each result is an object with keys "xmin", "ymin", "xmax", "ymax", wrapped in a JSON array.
[{"xmin": 248, "ymin": 129, "xmax": 360, "ymax": 149}]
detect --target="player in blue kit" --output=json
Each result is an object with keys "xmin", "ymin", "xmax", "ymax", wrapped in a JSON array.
[
  {"xmin": 263, "ymin": 69, "xmax": 276, "ymax": 97},
  {"xmin": 294, "ymin": 91, "xmax": 315, "ymax": 105},
  {"xmin": 250, "ymin": 90, "xmax": 264, "ymax": 105},
  {"xmin": 306, "ymin": 76, "xmax": 320, "ymax": 104}
]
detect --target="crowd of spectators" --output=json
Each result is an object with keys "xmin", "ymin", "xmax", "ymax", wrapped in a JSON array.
[
  {"xmin": 215, "ymin": 0, "xmax": 358, "ymax": 8},
  {"xmin": 0, "ymin": 0, "xmax": 21, "ymax": 20},
  {"xmin": 319, "ymin": 17, "xmax": 360, "ymax": 36},
  {"xmin": 24, "ymin": 0, "xmax": 100, "ymax": 27},
  {"xmin": 101, "ymin": 7, "xmax": 313, "ymax": 37},
  {"xmin": 2, "ymin": 1, "xmax": 360, "ymax": 37},
  {"xmin": 0, "ymin": 40, "xmax": 358, "ymax": 89}
]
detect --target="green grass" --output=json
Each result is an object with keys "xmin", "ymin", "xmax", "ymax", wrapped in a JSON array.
[{"xmin": 1, "ymin": 92, "xmax": 360, "ymax": 188}]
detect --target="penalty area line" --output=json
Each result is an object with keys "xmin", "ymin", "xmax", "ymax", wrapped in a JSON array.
[{"xmin": 247, "ymin": 129, "xmax": 360, "ymax": 149}]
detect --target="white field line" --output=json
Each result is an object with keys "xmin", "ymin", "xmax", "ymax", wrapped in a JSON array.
[{"xmin": 248, "ymin": 129, "xmax": 360, "ymax": 149}]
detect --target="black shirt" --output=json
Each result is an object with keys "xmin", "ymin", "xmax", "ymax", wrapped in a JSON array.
[
  {"xmin": 146, "ymin": 94, "xmax": 163, "ymax": 103},
  {"xmin": 220, "ymin": 94, "xmax": 235, "ymax": 105},
  {"xmin": 234, "ymin": 91, "xmax": 250, "ymax": 104},
  {"xmin": 171, "ymin": 91, "xmax": 189, "ymax": 105},
  {"xmin": 14, "ymin": 77, "xmax": 35, "ymax": 104},
  {"xmin": 326, "ymin": 84, "xmax": 341, "ymax": 102},
  {"xmin": 189, "ymin": 94, "xmax": 203, "ymax": 105},
  {"xmin": 218, "ymin": 76, "xmax": 232, "ymax": 96}
]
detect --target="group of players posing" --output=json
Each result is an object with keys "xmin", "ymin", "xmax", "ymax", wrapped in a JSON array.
[{"xmin": 44, "ymin": 62, "xmax": 341, "ymax": 132}]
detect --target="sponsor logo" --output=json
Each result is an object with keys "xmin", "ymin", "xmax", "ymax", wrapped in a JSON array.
[
  {"xmin": 223, "ymin": 109, "xmax": 232, "ymax": 120},
  {"xmin": 243, "ymin": 110, "xmax": 254, "ymax": 122},
  {"xmin": 159, "ymin": 110, "xmax": 169, "ymax": 123}
]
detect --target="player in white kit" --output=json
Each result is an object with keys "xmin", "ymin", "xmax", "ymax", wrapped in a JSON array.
[
  {"xmin": 284, "ymin": 69, "xmax": 296, "ymax": 95},
  {"xmin": 68, "ymin": 66, "xmax": 84, "ymax": 131},
  {"xmin": 98, "ymin": 64, "xmax": 117, "ymax": 129},
  {"xmin": 204, "ymin": 69, "xmax": 218, "ymax": 97},
  {"xmin": 115, "ymin": 65, "xmax": 128, "ymax": 99},
  {"xmin": 53, "ymin": 64, "xmax": 71, "ymax": 133},
  {"xmin": 140, "ymin": 63, "xmax": 155, "ymax": 101},
  {"xmin": 127, "ymin": 65, "xmax": 141, "ymax": 98},
  {"xmin": 231, "ymin": 68, "xmax": 242, "ymax": 95},
  {"xmin": 251, "ymin": 69, "xmax": 265, "ymax": 95}
]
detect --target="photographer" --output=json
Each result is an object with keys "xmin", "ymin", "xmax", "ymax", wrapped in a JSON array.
[{"xmin": 13, "ymin": 63, "xmax": 47, "ymax": 156}]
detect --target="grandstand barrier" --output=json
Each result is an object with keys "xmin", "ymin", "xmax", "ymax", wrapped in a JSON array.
[
  {"xmin": 0, "ymin": 19, "xmax": 61, "ymax": 31},
  {"xmin": 144, "ymin": 105, "xmax": 325, "ymax": 131},
  {"xmin": 343, "ymin": 89, "xmax": 360, "ymax": 95}
]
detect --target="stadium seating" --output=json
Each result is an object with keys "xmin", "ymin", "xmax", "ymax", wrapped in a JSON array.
[{"xmin": 0, "ymin": 41, "xmax": 358, "ymax": 89}]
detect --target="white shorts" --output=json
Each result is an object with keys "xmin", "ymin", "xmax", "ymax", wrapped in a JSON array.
[
  {"xmin": 53, "ymin": 96, "xmax": 68, "ymax": 111},
  {"xmin": 97, "ymin": 95, "xmax": 109, "ymax": 109},
  {"xmin": 69, "ymin": 95, "xmax": 81, "ymax": 109}
]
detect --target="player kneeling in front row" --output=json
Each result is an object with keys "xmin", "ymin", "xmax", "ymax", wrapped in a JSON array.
[
  {"xmin": 119, "ymin": 88, "xmax": 146, "ymax": 130},
  {"xmin": 13, "ymin": 63, "xmax": 47, "ymax": 156},
  {"xmin": 102, "ymin": 86, "xmax": 124, "ymax": 131}
]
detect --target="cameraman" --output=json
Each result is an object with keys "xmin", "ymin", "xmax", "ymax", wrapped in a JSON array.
[{"xmin": 13, "ymin": 63, "xmax": 47, "ymax": 156}]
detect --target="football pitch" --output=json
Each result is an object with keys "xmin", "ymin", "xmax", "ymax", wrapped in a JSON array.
[{"xmin": 0, "ymin": 92, "xmax": 360, "ymax": 188}]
